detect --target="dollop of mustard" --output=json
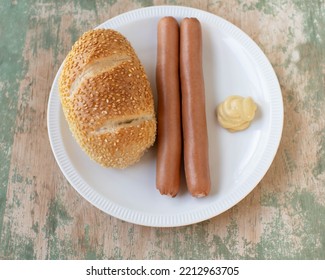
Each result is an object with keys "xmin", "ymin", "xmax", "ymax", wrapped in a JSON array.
[{"xmin": 217, "ymin": 96, "xmax": 257, "ymax": 132}]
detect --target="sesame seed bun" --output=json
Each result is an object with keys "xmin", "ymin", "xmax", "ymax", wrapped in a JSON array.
[{"xmin": 59, "ymin": 29, "xmax": 156, "ymax": 168}]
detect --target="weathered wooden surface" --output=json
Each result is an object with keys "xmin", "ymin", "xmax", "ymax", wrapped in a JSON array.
[{"xmin": 0, "ymin": 0, "xmax": 324, "ymax": 259}]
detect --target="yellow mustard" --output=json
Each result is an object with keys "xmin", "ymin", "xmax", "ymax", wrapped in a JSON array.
[{"xmin": 217, "ymin": 96, "xmax": 257, "ymax": 132}]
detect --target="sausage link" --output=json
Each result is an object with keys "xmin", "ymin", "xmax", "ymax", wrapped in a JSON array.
[
  {"xmin": 180, "ymin": 18, "xmax": 211, "ymax": 197},
  {"xmin": 156, "ymin": 17, "xmax": 182, "ymax": 197}
]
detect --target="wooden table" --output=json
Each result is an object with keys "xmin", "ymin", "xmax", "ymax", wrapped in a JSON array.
[{"xmin": 1, "ymin": 0, "xmax": 324, "ymax": 260}]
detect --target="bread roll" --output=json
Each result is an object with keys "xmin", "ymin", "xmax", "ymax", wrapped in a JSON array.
[{"xmin": 59, "ymin": 29, "xmax": 156, "ymax": 168}]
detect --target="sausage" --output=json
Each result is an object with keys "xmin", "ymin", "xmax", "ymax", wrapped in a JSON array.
[
  {"xmin": 180, "ymin": 18, "xmax": 211, "ymax": 197},
  {"xmin": 156, "ymin": 17, "xmax": 182, "ymax": 197}
]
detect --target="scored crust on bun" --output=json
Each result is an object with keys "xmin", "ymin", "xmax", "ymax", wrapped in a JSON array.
[{"xmin": 59, "ymin": 29, "xmax": 156, "ymax": 168}]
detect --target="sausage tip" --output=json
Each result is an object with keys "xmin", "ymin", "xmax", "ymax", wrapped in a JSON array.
[
  {"xmin": 158, "ymin": 16, "xmax": 178, "ymax": 26},
  {"xmin": 181, "ymin": 17, "xmax": 200, "ymax": 24},
  {"xmin": 157, "ymin": 187, "xmax": 178, "ymax": 198},
  {"xmin": 192, "ymin": 191, "xmax": 209, "ymax": 198}
]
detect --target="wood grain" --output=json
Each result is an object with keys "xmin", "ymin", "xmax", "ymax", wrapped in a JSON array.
[{"xmin": 0, "ymin": 0, "xmax": 324, "ymax": 259}]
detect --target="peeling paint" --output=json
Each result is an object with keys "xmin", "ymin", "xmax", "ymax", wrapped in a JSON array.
[
  {"xmin": 44, "ymin": 198, "xmax": 72, "ymax": 238},
  {"xmin": 313, "ymin": 128, "xmax": 325, "ymax": 178},
  {"xmin": 0, "ymin": 223, "xmax": 36, "ymax": 260},
  {"xmin": 261, "ymin": 192, "xmax": 279, "ymax": 208},
  {"xmin": 44, "ymin": 198, "xmax": 73, "ymax": 259},
  {"xmin": 283, "ymin": 149, "xmax": 297, "ymax": 174},
  {"xmin": 80, "ymin": 224, "xmax": 105, "ymax": 259},
  {"xmin": 0, "ymin": 0, "xmax": 30, "ymax": 242},
  {"xmin": 31, "ymin": 222, "xmax": 39, "ymax": 234}
]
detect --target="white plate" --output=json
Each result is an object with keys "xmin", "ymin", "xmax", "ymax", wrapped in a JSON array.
[{"xmin": 47, "ymin": 6, "xmax": 283, "ymax": 227}]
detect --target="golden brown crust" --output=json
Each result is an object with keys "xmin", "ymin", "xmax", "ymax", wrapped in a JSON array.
[{"xmin": 59, "ymin": 29, "xmax": 156, "ymax": 168}]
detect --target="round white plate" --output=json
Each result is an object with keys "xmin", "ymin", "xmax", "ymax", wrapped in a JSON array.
[{"xmin": 47, "ymin": 6, "xmax": 283, "ymax": 227}]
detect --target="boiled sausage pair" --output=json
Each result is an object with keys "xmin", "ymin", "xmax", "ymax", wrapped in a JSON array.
[{"xmin": 156, "ymin": 17, "xmax": 211, "ymax": 197}]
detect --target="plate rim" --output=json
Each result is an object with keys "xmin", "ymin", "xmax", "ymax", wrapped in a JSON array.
[{"xmin": 47, "ymin": 5, "xmax": 284, "ymax": 227}]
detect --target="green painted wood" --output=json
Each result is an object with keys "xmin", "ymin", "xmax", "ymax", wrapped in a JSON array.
[{"xmin": 0, "ymin": 0, "xmax": 324, "ymax": 260}]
